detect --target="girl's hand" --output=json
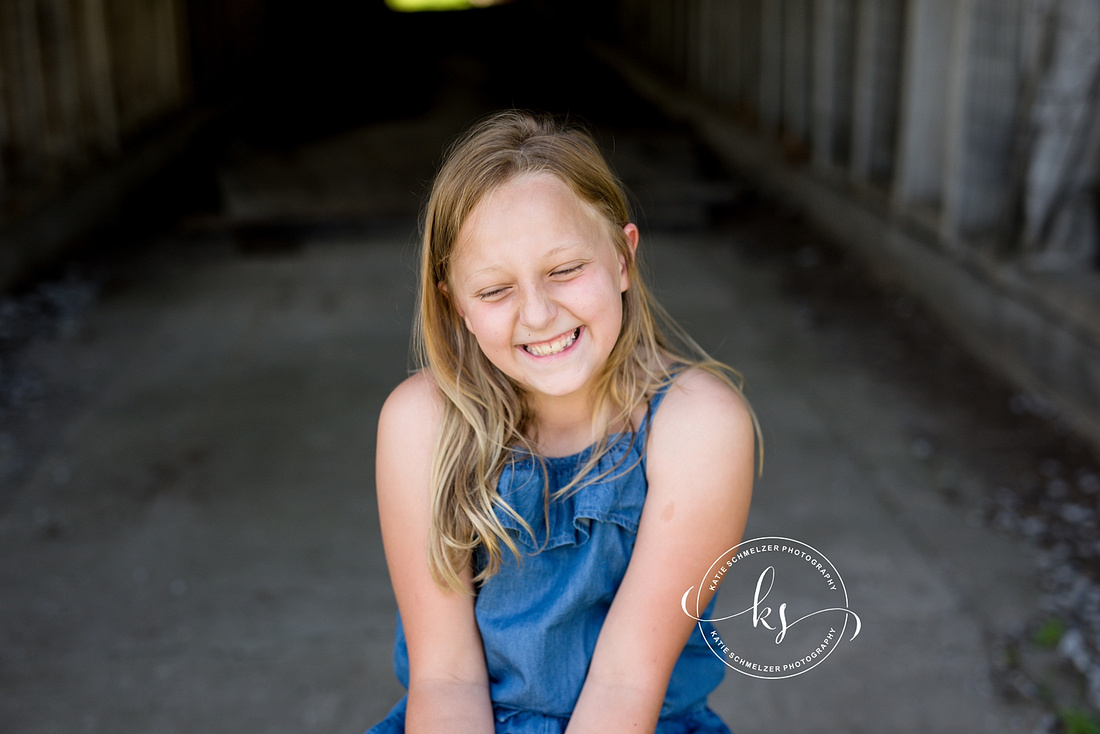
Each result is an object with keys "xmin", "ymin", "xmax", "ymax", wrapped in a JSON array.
[
  {"xmin": 376, "ymin": 373, "xmax": 495, "ymax": 734},
  {"xmin": 567, "ymin": 369, "xmax": 756, "ymax": 733}
]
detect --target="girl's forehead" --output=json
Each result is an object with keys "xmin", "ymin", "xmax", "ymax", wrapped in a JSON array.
[
  {"xmin": 451, "ymin": 174, "xmax": 612, "ymax": 261},
  {"xmin": 474, "ymin": 172, "xmax": 579, "ymax": 215},
  {"xmin": 467, "ymin": 174, "xmax": 605, "ymax": 233}
]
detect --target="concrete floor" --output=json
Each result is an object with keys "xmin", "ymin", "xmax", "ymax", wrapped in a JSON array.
[{"xmin": 0, "ymin": 46, "xmax": 1073, "ymax": 734}]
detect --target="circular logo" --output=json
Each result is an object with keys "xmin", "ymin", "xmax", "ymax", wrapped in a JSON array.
[{"xmin": 681, "ymin": 537, "xmax": 861, "ymax": 679}]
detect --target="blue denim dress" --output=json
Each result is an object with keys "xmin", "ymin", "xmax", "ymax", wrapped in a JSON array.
[{"xmin": 369, "ymin": 384, "xmax": 731, "ymax": 734}]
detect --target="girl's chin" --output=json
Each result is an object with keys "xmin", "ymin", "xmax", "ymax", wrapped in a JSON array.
[{"xmin": 515, "ymin": 374, "xmax": 597, "ymax": 403}]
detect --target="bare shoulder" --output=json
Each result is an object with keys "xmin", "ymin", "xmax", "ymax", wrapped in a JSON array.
[
  {"xmin": 645, "ymin": 367, "xmax": 757, "ymax": 498},
  {"xmin": 374, "ymin": 372, "xmax": 443, "ymax": 564},
  {"xmin": 381, "ymin": 370, "xmax": 444, "ymax": 418},
  {"xmin": 651, "ymin": 367, "xmax": 755, "ymax": 446},
  {"xmin": 376, "ymin": 371, "xmax": 447, "ymax": 497},
  {"xmin": 378, "ymin": 371, "xmax": 445, "ymax": 448}
]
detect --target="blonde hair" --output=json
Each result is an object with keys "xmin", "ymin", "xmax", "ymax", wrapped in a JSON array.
[{"xmin": 415, "ymin": 110, "xmax": 755, "ymax": 592}]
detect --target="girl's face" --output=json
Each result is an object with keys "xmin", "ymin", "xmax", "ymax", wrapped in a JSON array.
[{"xmin": 446, "ymin": 173, "xmax": 638, "ymax": 411}]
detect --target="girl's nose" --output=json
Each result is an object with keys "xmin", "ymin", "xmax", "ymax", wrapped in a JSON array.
[{"xmin": 518, "ymin": 286, "xmax": 556, "ymax": 330}]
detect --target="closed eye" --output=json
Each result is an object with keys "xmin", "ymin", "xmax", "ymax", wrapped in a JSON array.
[
  {"xmin": 551, "ymin": 263, "xmax": 584, "ymax": 277},
  {"xmin": 475, "ymin": 286, "xmax": 508, "ymax": 301}
]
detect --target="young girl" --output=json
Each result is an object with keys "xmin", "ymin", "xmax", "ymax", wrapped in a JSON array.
[{"xmin": 369, "ymin": 110, "xmax": 756, "ymax": 734}]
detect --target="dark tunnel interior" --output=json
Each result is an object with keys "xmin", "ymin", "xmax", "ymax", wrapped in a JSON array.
[
  {"xmin": 100, "ymin": 0, "xmax": 674, "ymax": 262},
  {"xmin": 197, "ymin": 1, "xmax": 635, "ymax": 143}
]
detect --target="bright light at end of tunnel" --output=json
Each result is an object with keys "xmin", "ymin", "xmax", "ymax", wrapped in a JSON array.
[{"xmin": 386, "ymin": 0, "xmax": 510, "ymax": 11}]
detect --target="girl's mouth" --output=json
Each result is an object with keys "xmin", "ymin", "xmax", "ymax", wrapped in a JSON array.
[{"xmin": 522, "ymin": 327, "xmax": 581, "ymax": 357}]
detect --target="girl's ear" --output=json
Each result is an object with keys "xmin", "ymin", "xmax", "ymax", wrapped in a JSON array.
[
  {"xmin": 437, "ymin": 280, "xmax": 459, "ymax": 315},
  {"xmin": 438, "ymin": 281, "xmax": 470, "ymax": 326},
  {"xmin": 619, "ymin": 223, "xmax": 640, "ymax": 292}
]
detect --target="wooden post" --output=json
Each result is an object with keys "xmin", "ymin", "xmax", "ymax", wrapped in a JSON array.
[
  {"xmin": 646, "ymin": 0, "xmax": 655, "ymax": 63},
  {"xmin": 673, "ymin": 0, "xmax": 688, "ymax": 79},
  {"xmin": 783, "ymin": 0, "xmax": 811, "ymax": 143},
  {"xmin": 0, "ymin": 46, "xmax": 9, "ymax": 189},
  {"xmin": 892, "ymin": 0, "xmax": 953, "ymax": 209},
  {"xmin": 42, "ymin": 0, "xmax": 82, "ymax": 167},
  {"xmin": 939, "ymin": 0, "xmax": 976, "ymax": 242},
  {"xmin": 849, "ymin": 0, "xmax": 880, "ymax": 181},
  {"xmin": 78, "ymin": 0, "xmax": 119, "ymax": 155},
  {"xmin": 760, "ymin": 0, "xmax": 784, "ymax": 133},
  {"xmin": 695, "ymin": 0, "xmax": 711, "ymax": 95},
  {"xmin": 154, "ymin": 0, "xmax": 183, "ymax": 112},
  {"xmin": 7, "ymin": 0, "xmax": 50, "ymax": 179},
  {"xmin": 813, "ymin": 0, "xmax": 838, "ymax": 169},
  {"xmin": 728, "ymin": 0, "xmax": 744, "ymax": 105}
]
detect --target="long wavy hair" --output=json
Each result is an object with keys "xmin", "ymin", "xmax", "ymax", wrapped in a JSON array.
[{"xmin": 416, "ymin": 110, "xmax": 756, "ymax": 592}]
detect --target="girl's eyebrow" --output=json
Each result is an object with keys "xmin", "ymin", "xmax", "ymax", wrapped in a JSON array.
[
  {"xmin": 467, "ymin": 264, "xmax": 504, "ymax": 279},
  {"xmin": 544, "ymin": 243, "xmax": 588, "ymax": 258}
]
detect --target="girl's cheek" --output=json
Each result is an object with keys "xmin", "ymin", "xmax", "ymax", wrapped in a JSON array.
[{"xmin": 477, "ymin": 314, "xmax": 511, "ymax": 342}]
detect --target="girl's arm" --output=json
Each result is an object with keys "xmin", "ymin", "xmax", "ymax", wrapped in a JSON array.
[
  {"xmin": 566, "ymin": 369, "xmax": 756, "ymax": 733},
  {"xmin": 376, "ymin": 373, "xmax": 495, "ymax": 733}
]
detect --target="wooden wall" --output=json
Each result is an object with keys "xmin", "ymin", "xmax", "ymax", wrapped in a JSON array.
[
  {"xmin": 616, "ymin": 0, "xmax": 1100, "ymax": 270},
  {"xmin": 0, "ymin": 0, "xmax": 194, "ymax": 197}
]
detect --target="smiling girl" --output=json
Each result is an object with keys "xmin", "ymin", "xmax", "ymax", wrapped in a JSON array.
[{"xmin": 368, "ymin": 110, "xmax": 756, "ymax": 734}]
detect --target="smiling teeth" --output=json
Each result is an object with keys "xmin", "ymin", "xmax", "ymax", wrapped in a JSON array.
[{"xmin": 523, "ymin": 328, "xmax": 579, "ymax": 356}]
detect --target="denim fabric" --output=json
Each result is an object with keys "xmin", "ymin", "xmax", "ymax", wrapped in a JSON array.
[
  {"xmin": 368, "ymin": 696, "xmax": 730, "ymax": 734},
  {"xmin": 368, "ymin": 383, "xmax": 730, "ymax": 734}
]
